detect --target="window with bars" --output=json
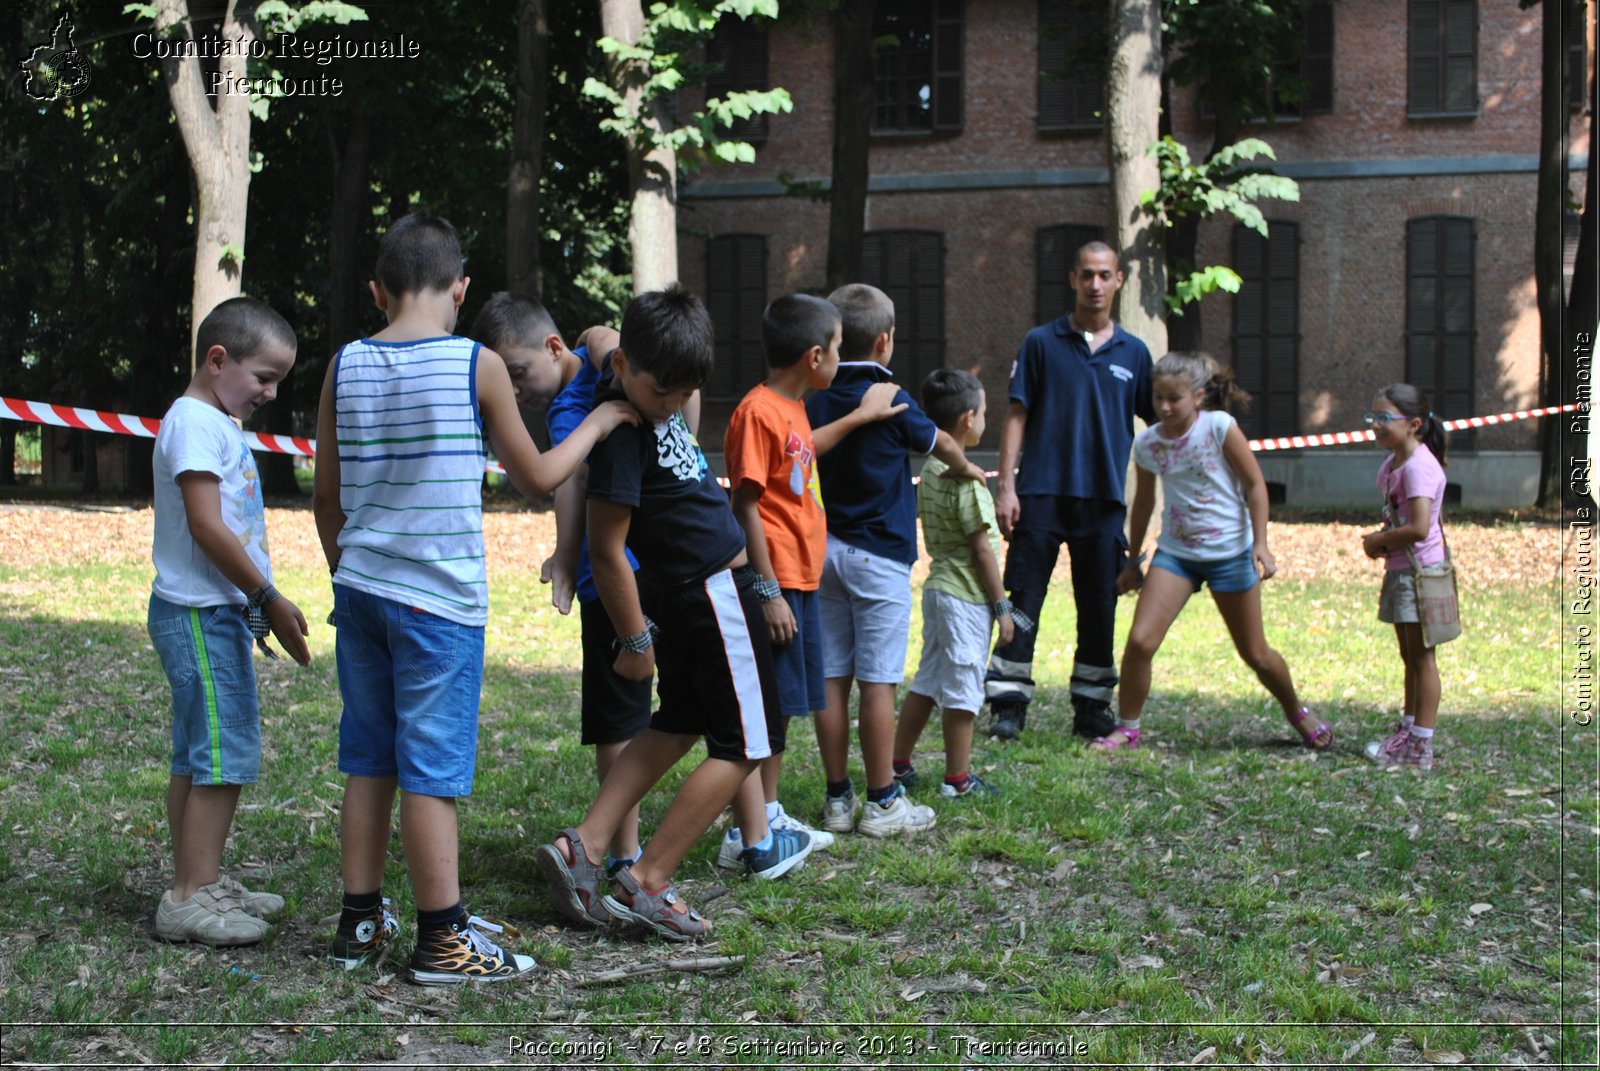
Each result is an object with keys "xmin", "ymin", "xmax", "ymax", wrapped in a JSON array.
[
  {"xmin": 705, "ymin": 16, "xmax": 771, "ymax": 142},
  {"xmin": 861, "ymin": 231, "xmax": 946, "ymax": 390},
  {"xmin": 704, "ymin": 234, "xmax": 768, "ymax": 402},
  {"xmin": 1406, "ymin": 216, "xmax": 1475, "ymax": 449},
  {"xmin": 1038, "ymin": 0, "xmax": 1107, "ymax": 130},
  {"xmin": 1035, "ymin": 223, "xmax": 1105, "ymax": 324},
  {"xmin": 1230, "ymin": 223, "xmax": 1301, "ymax": 440},
  {"xmin": 872, "ymin": 0, "xmax": 963, "ymax": 132},
  {"xmin": 1569, "ymin": 0, "xmax": 1590, "ymax": 113},
  {"xmin": 1408, "ymin": 0, "xmax": 1477, "ymax": 116}
]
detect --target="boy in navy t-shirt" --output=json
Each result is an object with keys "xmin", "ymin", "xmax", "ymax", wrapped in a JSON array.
[
  {"xmin": 805, "ymin": 283, "xmax": 984, "ymax": 839},
  {"xmin": 535, "ymin": 287, "xmax": 791, "ymax": 941}
]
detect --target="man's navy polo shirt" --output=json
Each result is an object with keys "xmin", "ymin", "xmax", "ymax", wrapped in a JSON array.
[
  {"xmin": 1009, "ymin": 317, "xmax": 1155, "ymax": 505},
  {"xmin": 805, "ymin": 361, "xmax": 938, "ymax": 565}
]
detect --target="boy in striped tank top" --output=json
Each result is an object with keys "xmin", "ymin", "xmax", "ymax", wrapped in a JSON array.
[{"xmin": 312, "ymin": 214, "xmax": 635, "ymax": 984}]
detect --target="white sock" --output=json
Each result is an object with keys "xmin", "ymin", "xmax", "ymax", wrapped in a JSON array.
[
  {"xmin": 1119, "ymin": 719, "xmax": 1142, "ymax": 732},
  {"xmin": 765, "ymin": 800, "xmax": 782, "ymax": 823},
  {"xmin": 1409, "ymin": 725, "xmax": 1434, "ymax": 739}
]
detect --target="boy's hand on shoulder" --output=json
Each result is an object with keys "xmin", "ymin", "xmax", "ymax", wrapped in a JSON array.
[
  {"xmin": 577, "ymin": 325, "xmax": 620, "ymax": 366},
  {"xmin": 613, "ymin": 646, "xmax": 655, "ymax": 682},
  {"xmin": 267, "ymin": 596, "xmax": 312, "ymax": 666},
  {"xmin": 540, "ymin": 553, "xmax": 576, "ymax": 614},
  {"xmin": 855, "ymin": 382, "xmax": 908, "ymax": 424},
  {"xmin": 764, "ymin": 596, "xmax": 797, "ymax": 647},
  {"xmin": 588, "ymin": 399, "xmax": 641, "ymax": 438},
  {"xmin": 938, "ymin": 457, "xmax": 988, "ymax": 483}
]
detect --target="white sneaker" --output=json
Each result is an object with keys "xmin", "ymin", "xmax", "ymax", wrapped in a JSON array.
[
  {"xmin": 856, "ymin": 788, "xmax": 937, "ymax": 839},
  {"xmin": 770, "ymin": 803, "xmax": 835, "ymax": 852},
  {"xmin": 156, "ymin": 882, "xmax": 270, "ymax": 946},
  {"xmin": 715, "ymin": 828, "xmax": 744, "ymax": 870},
  {"xmin": 217, "ymin": 874, "xmax": 284, "ymax": 918},
  {"xmin": 822, "ymin": 790, "xmax": 860, "ymax": 834}
]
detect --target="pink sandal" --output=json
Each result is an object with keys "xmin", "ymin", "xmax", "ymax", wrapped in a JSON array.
[
  {"xmin": 1287, "ymin": 707, "xmax": 1334, "ymax": 751},
  {"xmin": 1090, "ymin": 726, "xmax": 1140, "ymax": 751}
]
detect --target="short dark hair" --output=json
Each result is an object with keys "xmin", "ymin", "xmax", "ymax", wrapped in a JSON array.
[
  {"xmin": 1073, "ymin": 240, "xmax": 1120, "ymax": 271},
  {"xmin": 195, "ymin": 296, "xmax": 296, "ymax": 364},
  {"xmin": 619, "ymin": 286, "xmax": 715, "ymax": 390},
  {"xmin": 826, "ymin": 283, "xmax": 895, "ymax": 360},
  {"xmin": 374, "ymin": 213, "xmax": 464, "ymax": 295},
  {"xmin": 761, "ymin": 293, "xmax": 840, "ymax": 370},
  {"xmin": 469, "ymin": 292, "xmax": 561, "ymax": 352},
  {"xmin": 920, "ymin": 368, "xmax": 983, "ymax": 432}
]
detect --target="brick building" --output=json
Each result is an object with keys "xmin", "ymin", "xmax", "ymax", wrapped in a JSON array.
[{"xmin": 678, "ymin": 0, "xmax": 1593, "ymax": 506}]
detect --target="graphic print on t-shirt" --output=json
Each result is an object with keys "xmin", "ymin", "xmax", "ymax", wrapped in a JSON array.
[{"xmin": 656, "ymin": 416, "xmax": 708, "ymax": 483}]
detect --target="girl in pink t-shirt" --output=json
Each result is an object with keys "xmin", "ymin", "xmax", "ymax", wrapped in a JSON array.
[{"xmin": 1360, "ymin": 383, "xmax": 1450, "ymax": 771}]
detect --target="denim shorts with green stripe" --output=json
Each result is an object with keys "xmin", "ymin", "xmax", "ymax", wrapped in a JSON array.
[{"xmin": 148, "ymin": 594, "xmax": 261, "ymax": 786}]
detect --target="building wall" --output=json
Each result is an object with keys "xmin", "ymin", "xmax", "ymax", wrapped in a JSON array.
[{"xmin": 679, "ymin": 0, "xmax": 1588, "ymax": 504}]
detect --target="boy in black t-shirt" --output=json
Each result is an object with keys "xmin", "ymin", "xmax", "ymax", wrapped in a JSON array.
[{"xmin": 535, "ymin": 288, "xmax": 795, "ymax": 942}]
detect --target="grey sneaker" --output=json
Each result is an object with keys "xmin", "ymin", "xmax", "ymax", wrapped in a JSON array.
[
  {"xmin": 714, "ymin": 828, "xmax": 744, "ymax": 870},
  {"xmin": 156, "ymin": 882, "xmax": 270, "ymax": 946},
  {"xmin": 822, "ymin": 790, "xmax": 861, "ymax": 834},
  {"xmin": 771, "ymin": 803, "xmax": 835, "ymax": 852},
  {"xmin": 217, "ymin": 875, "xmax": 284, "ymax": 918},
  {"xmin": 938, "ymin": 773, "xmax": 999, "ymax": 798},
  {"xmin": 857, "ymin": 787, "xmax": 937, "ymax": 839}
]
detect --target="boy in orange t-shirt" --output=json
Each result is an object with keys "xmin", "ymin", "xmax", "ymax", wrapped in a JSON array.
[{"xmin": 717, "ymin": 293, "xmax": 903, "ymax": 875}]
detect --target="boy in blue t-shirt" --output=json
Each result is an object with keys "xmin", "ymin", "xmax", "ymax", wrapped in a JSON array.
[
  {"xmin": 469, "ymin": 296, "xmax": 653, "ymax": 877},
  {"xmin": 805, "ymin": 284, "xmax": 984, "ymax": 839}
]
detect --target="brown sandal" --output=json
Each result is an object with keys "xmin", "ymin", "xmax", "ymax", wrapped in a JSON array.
[
  {"xmin": 602, "ymin": 866, "xmax": 711, "ymax": 942},
  {"xmin": 534, "ymin": 828, "xmax": 611, "ymax": 928}
]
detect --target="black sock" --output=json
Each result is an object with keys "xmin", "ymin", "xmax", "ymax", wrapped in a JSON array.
[
  {"xmin": 340, "ymin": 890, "xmax": 381, "ymax": 920},
  {"xmin": 867, "ymin": 783, "xmax": 897, "ymax": 805},
  {"xmin": 417, "ymin": 902, "xmax": 465, "ymax": 934},
  {"xmin": 826, "ymin": 778, "xmax": 853, "ymax": 799}
]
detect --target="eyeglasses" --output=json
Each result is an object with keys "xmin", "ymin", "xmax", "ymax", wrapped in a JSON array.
[{"xmin": 1362, "ymin": 412, "xmax": 1404, "ymax": 425}]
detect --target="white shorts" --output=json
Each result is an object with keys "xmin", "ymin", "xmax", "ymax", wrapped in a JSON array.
[
  {"xmin": 908, "ymin": 588, "xmax": 993, "ymax": 713},
  {"xmin": 818, "ymin": 540, "xmax": 914, "ymax": 683}
]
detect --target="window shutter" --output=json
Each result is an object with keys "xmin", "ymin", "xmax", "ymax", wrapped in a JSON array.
[
  {"xmin": 1303, "ymin": 2, "xmax": 1335, "ymax": 115},
  {"xmin": 705, "ymin": 235, "xmax": 768, "ymax": 401},
  {"xmin": 1035, "ymin": 223, "xmax": 1104, "ymax": 324},
  {"xmin": 862, "ymin": 230, "xmax": 947, "ymax": 388},
  {"xmin": 1039, "ymin": 1, "xmax": 1106, "ymax": 129},
  {"xmin": 1406, "ymin": 216, "xmax": 1476, "ymax": 448},
  {"xmin": 1442, "ymin": 0, "xmax": 1477, "ymax": 113},
  {"xmin": 932, "ymin": 0, "xmax": 964, "ymax": 130},
  {"xmin": 1567, "ymin": 0, "xmax": 1589, "ymax": 112},
  {"xmin": 1409, "ymin": 0, "xmax": 1443, "ymax": 114},
  {"xmin": 1038, "ymin": 1, "xmax": 1070, "ymax": 127},
  {"xmin": 1231, "ymin": 222, "xmax": 1300, "ymax": 439},
  {"xmin": 707, "ymin": 19, "xmax": 771, "ymax": 142}
]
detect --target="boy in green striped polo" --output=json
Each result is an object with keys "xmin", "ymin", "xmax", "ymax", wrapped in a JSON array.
[
  {"xmin": 148, "ymin": 296, "xmax": 313, "ymax": 946},
  {"xmin": 891, "ymin": 370, "xmax": 1017, "ymax": 799}
]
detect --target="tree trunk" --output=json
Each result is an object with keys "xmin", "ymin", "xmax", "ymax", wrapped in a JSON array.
[
  {"xmin": 155, "ymin": 0, "xmax": 256, "ymax": 365},
  {"xmin": 826, "ymin": 0, "xmax": 876, "ymax": 291},
  {"xmin": 600, "ymin": 0, "xmax": 678, "ymax": 293},
  {"xmin": 328, "ymin": 111, "xmax": 374, "ymax": 350},
  {"xmin": 1536, "ymin": 0, "xmax": 1568, "ymax": 507},
  {"xmin": 1567, "ymin": 50, "xmax": 1598, "ymax": 508},
  {"xmin": 1107, "ymin": 0, "xmax": 1167, "ymax": 355},
  {"xmin": 508, "ymin": 0, "xmax": 550, "ymax": 297}
]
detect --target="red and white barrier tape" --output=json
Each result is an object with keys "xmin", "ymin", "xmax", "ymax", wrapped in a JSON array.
[{"xmin": 2, "ymin": 395, "xmax": 1587, "ymax": 479}]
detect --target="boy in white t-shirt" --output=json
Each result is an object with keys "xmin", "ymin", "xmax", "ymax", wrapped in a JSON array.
[{"xmin": 148, "ymin": 296, "xmax": 311, "ymax": 946}]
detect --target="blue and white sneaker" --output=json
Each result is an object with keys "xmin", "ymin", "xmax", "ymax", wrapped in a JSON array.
[
  {"xmin": 770, "ymin": 802, "xmax": 835, "ymax": 853},
  {"xmin": 740, "ymin": 827, "xmax": 813, "ymax": 880}
]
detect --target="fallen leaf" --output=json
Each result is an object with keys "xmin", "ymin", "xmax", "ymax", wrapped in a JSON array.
[
  {"xmin": 396, "ymin": 1034, "xmax": 410, "ymax": 1047},
  {"xmin": 1423, "ymin": 1048, "xmax": 1467, "ymax": 1064},
  {"xmin": 1119, "ymin": 954, "xmax": 1164, "ymax": 970},
  {"xmin": 900, "ymin": 987, "xmax": 925, "ymax": 1001},
  {"xmin": 1469, "ymin": 903, "xmax": 1493, "ymax": 915},
  {"xmin": 1189, "ymin": 1045, "xmax": 1217, "ymax": 1064}
]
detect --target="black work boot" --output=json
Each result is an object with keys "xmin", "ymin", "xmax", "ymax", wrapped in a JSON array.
[
  {"xmin": 989, "ymin": 700, "xmax": 1028, "ymax": 741},
  {"xmin": 1071, "ymin": 698, "xmax": 1117, "ymax": 740}
]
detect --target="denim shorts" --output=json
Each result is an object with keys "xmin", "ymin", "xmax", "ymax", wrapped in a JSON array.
[
  {"xmin": 817, "ymin": 540, "xmax": 914, "ymax": 683},
  {"xmin": 333, "ymin": 585, "xmax": 486, "ymax": 798},
  {"xmin": 771, "ymin": 588, "xmax": 825, "ymax": 716},
  {"xmin": 148, "ymin": 594, "xmax": 261, "ymax": 786},
  {"xmin": 1151, "ymin": 547, "xmax": 1260, "ymax": 593},
  {"xmin": 908, "ymin": 589, "xmax": 992, "ymax": 713}
]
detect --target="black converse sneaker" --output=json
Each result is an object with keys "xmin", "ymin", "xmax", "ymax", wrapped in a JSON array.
[
  {"xmin": 406, "ymin": 913, "xmax": 535, "ymax": 986},
  {"xmin": 328, "ymin": 897, "xmax": 400, "ymax": 971}
]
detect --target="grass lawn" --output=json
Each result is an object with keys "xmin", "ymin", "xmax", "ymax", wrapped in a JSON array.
[{"xmin": 0, "ymin": 500, "xmax": 1592, "ymax": 1068}]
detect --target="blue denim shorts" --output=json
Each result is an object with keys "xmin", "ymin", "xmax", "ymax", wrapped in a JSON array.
[
  {"xmin": 1151, "ymin": 547, "xmax": 1260, "ymax": 593},
  {"xmin": 771, "ymin": 588, "xmax": 825, "ymax": 716},
  {"xmin": 333, "ymin": 585, "xmax": 486, "ymax": 798},
  {"xmin": 818, "ymin": 540, "xmax": 913, "ymax": 683},
  {"xmin": 148, "ymin": 594, "xmax": 261, "ymax": 786}
]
